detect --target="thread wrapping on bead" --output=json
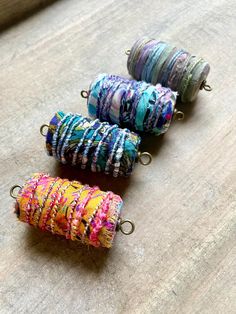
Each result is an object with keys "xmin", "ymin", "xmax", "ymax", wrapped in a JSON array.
[
  {"xmin": 14, "ymin": 173, "xmax": 124, "ymax": 248},
  {"xmin": 86, "ymin": 73, "xmax": 177, "ymax": 135},
  {"xmin": 45, "ymin": 111, "xmax": 141, "ymax": 177},
  {"xmin": 127, "ymin": 37, "xmax": 210, "ymax": 102}
]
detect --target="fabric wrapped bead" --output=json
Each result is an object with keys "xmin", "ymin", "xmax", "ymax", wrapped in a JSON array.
[
  {"xmin": 45, "ymin": 111, "xmax": 141, "ymax": 177},
  {"xmin": 14, "ymin": 173, "xmax": 123, "ymax": 248},
  {"xmin": 87, "ymin": 73, "xmax": 177, "ymax": 135},
  {"xmin": 127, "ymin": 37, "xmax": 210, "ymax": 102}
]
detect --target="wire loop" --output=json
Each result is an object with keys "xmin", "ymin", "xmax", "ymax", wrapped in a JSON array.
[
  {"xmin": 40, "ymin": 124, "xmax": 49, "ymax": 137},
  {"xmin": 10, "ymin": 185, "xmax": 22, "ymax": 199},
  {"xmin": 200, "ymin": 80, "xmax": 212, "ymax": 91},
  {"xmin": 81, "ymin": 90, "xmax": 89, "ymax": 99},
  {"xmin": 173, "ymin": 109, "xmax": 185, "ymax": 121},
  {"xmin": 117, "ymin": 218, "xmax": 135, "ymax": 235},
  {"xmin": 138, "ymin": 152, "xmax": 152, "ymax": 166},
  {"xmin": 125, "ymin": 49, "xmax": 131, "ymax": 55}
]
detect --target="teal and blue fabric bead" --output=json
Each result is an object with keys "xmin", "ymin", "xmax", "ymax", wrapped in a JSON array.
[
  {"xmin": 45, "ymin": 111, "xmax": 141, "ymax": 177},
  {"xmin": 87, "ymin": 73, "xmax": 177, "ymax": 136}
]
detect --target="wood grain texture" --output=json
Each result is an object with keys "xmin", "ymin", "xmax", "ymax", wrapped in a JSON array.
[{"xmin": 0, "ymin": 1, "xmax": 236, "ymax": 313}]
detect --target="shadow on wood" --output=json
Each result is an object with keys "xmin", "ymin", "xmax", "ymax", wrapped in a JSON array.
[
  {"xmin": 139, "ymin": 133, "xmax": 166, "ymax": 158},
  {"xmin": 24, "ymin": 226, "xmax": 111, "ymax": 273},
  {"xmin": 0, "ymin": 0, "xmax": 59, "ymax": 31},
  {"xmin": 51, "ymin": 162, "xmax": 132, "ymax": 197},
  {"xmin": 176, "ymin": 97, "xmax": 199, "ymax": 123}
]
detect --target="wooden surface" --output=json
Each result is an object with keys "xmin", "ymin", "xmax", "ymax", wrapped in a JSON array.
[{"xmin": 0, "ymin": 1, "xmax": 236, "ymax": 313}]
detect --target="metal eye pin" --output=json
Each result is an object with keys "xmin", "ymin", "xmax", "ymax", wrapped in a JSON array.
[
  {"xmin": 137, "ymin": 152, "xmax": 152, "ymax": 166},
  {"xmin": 81, "ymin": 90, "xmax": 89, "ymax": 99},
  {"xmin": 10, "ymin": 185, "xmax": 22, "ymax": 199},
  {"xmin": 173, "ymin": 109, "xmax": 185, "ymax": 121},
  {"xmin": 200, "ymin": 80, "xmax": 212, "ymax": 92},
  {"xmin": 116, "ymin": 218, "xmax": 135, "ymax": 235},
  {"xmin": 40, "ymin": 124, "xmax": 49, "ymax": 137}
]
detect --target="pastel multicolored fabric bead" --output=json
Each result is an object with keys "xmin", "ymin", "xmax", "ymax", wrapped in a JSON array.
[
  {"xmin": 86, "ymin": 73, "xmax": 177, "ymax": 135},
  {"xmin": 127, "ymin": 37, "xmax": 210, "ymax": 102},
  {"xmin": 45, "ymin": 111, "xmax": 141, "ymax": 177},
  {"xmin": 14, "ymin": 173, "xmax": 123, "ymax": 248}
]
